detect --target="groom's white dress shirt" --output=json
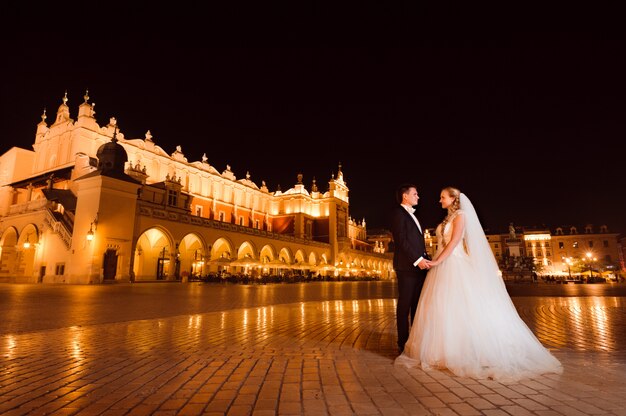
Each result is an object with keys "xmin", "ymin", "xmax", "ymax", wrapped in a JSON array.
[{"xmin": 401, "ymin": 204, "xmax": 425, "ymax": 266}]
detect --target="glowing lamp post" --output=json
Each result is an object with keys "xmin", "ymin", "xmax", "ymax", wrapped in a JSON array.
[
  {"xmin": 563, "ymin": 257, "xmax": 572, "ymax": 279},
  {"xmin": 585, "ymin": 252, "xmax": 596, "ymax": 281}
]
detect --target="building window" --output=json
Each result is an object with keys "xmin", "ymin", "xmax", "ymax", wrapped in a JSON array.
[
  {"xmin": 195, "ymin": 205, "xmax": 203, "ymax": 217},
  {"xmin": 255, "ymin": 220, "xmax": 260, "ymax": 229},
  {"xmin": 573, "ymin": 241, "xmax": 579, "ymax": 248},
  {"xmin": 219, "ymin": 212, "xmax": 225, "ymax": 222},
  {"xmin": 239, "ymin": 217, "xmax": 244, "ymax": 226},
  {"xmin": 494, "ymin": 243, "xmax": 499, "ymax": 248},
  {"xmin": 603, "ymin": 240, "xmax": 609, "ymax": 248},
  {"xmin": 55, "ymin": 263, "xmax": 65, "ymax": 275},
  {"xmin": 588, "ymin": 241, "xmax": 594, "ymax": 248},
  {"xmin": 167, "ymin": 190, "xmax": 177, "ymax": 206},
  {"xmin": 558, "ymin": 241, "xmax": 564, "ymax": 249}
]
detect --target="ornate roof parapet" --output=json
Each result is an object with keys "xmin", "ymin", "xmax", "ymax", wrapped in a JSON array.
[
  {"xmin": 284, "ymin": 173, "xmax": 309, "ymax": 196},
  {"xmin": 126, "ymin": 160, "xmax": 148, "ymax": 184},
  {"xmin": 237, "ymin": 171, "xmax": 259, "ymax": 189},
  {"xmin": 311, "ymin": 177, "xmax": 318, "ymax": 193},
  {"xmin": 221, "ymin": 164, "xmax": 236, "ymax": 181},
  {"xmin": 171, "ymin": 145, "xmax": 188, "ymax": 162},
  {"xmin": 164, "ymin": 172, "xmax": 183, "ymax": 190},
  {"xmin": 101, "ymin": 117, "xmax": 125, "ymax": 141}
]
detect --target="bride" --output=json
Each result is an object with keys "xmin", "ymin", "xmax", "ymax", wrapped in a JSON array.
[{"xmin": 395, "ymin": 187, "xmax": 563, "ymax": 381}]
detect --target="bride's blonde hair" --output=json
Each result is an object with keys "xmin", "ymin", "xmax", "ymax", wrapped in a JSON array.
[{"xmin": 440, "ymin": 186, "xmax": 461, "ymax": 236}]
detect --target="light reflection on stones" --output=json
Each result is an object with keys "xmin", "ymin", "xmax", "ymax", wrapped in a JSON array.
[
  {"xmin": 68, "ymin": 326, "xmax": 83, "ymax": 360},
  {"xmin": 516, "ymin": 296, "xmax": 624, "ymax": 351},
  {"xmin": 5, "ymin": 334, "xmax": 16, "ymax": 360},
  {"xmin": 1, "ymin": 292, "xmax": 622, "ymax": 365}
]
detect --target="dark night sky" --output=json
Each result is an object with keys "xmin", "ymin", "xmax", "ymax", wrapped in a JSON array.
[{"xmin": 2, "ymin": 18, "xmax": 625, "ymax": 235}]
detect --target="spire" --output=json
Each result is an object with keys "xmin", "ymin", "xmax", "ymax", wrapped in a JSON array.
[
  {"xmin": 36, "ymin": 108, "xmax": 49, "ymax": 138},
  {"xmin": 54, "ymin": 91, "xmax": 72, "ymax": 124},
  {"xmin": 78, "ymin": 89, "xmax": 95, "ymax": 119}
]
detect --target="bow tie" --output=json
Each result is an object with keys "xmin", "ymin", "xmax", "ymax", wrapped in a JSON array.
[{"xmin": 404, "ymin": 206, "xmax": 416, "ymax": 214}]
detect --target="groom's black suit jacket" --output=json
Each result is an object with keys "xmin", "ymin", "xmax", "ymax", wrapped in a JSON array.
[{"xmin": 390, "ymin": 204, "xmax": 429, "ymax": 272}]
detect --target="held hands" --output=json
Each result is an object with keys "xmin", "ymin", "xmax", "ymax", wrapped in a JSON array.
[
  {"xmin": 418, "ymin": 260, "xmax": 430, "ymax": 270},
  {"xmin": 423, "ymin": 259, "xmax": 440, "ymax": 268}
]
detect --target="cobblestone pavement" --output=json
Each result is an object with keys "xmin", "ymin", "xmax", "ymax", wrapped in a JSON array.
[{"xmin": 1, "ymin": 282, "xmax": 625, "ymax": 415}]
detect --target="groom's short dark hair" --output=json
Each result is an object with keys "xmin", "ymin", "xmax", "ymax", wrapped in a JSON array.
[{"xmin": 396, "ymin": 183, "xmax": 417, "ymax": 204}]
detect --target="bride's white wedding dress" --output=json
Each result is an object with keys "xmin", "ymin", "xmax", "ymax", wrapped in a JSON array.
[{"xmin": 395, "ymin": 194, "xmax": 562, "ymax": 381}]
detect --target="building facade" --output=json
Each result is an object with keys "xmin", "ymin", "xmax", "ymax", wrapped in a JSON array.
[
  {"xmin": 0, "ymin": 92, "xmax": 393, "ymax": 284},
  {"xmin": 426, "ymin": 224, "xmax": 623, "ymax": 280}
]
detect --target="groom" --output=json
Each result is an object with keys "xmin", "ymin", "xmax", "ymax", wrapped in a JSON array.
[{"xmin": 390, "ymin": 184, "xmax": 430, "ymax": 354}]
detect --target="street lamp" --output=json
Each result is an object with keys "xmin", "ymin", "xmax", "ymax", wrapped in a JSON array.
[
  {"xmin": 563, "ymin": 257, "xmax": 572, "ymax": 279},
  {"xmin": 23, "ymin": 233, "xmax": 32, "ymax": 249},
  {"xmin": 585, "ymin": 252, "xmax": 596, "ymax": 281}
]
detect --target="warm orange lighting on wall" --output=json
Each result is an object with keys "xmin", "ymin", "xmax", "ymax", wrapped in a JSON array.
[{"xmin": 86, "ymin": 227, "xmax": 94, "ymax": 241}]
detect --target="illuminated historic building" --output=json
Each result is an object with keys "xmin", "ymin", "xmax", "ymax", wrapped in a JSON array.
[
  {"xmin": 0, "ymin": 92, "xmax": 393, "ymax": 283},
  {"xmin": 429, "ymin": 224, "xmax": 622, "ymax": 280}
]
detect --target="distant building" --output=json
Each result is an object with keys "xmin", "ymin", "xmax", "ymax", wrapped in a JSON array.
[
  {"xmin": 426, "ymin": 223, "xmax": 623, "ymax": 279},
  {"xmin": 0, "ymin": 92, "xmax": 393, "ymax": 283}
]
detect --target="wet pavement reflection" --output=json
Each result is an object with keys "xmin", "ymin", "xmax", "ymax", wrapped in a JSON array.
[{"xmin": 0, "ymin": 281, "xmax": 625, "ymax": 415}]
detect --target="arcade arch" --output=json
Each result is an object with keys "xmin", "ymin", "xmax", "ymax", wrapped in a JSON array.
[
  {"xmin": 0, "ymin": 227, "xmax": 19, "ymax": 277},
  {"xmin": 178, "ymin": 233, "xmax": 206, "ymax": 278},
  {"xmin": 17, "ymin": 224, "xmax": 39, "ymax": 279},
  {"xmin": 133, "ymin": 227, "xmax": 174, "ymax": 281}
]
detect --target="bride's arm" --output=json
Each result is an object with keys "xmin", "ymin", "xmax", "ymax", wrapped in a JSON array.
[{"xmin": 427, "ymin": 213, "xmax": 465, "ymax": 266}]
